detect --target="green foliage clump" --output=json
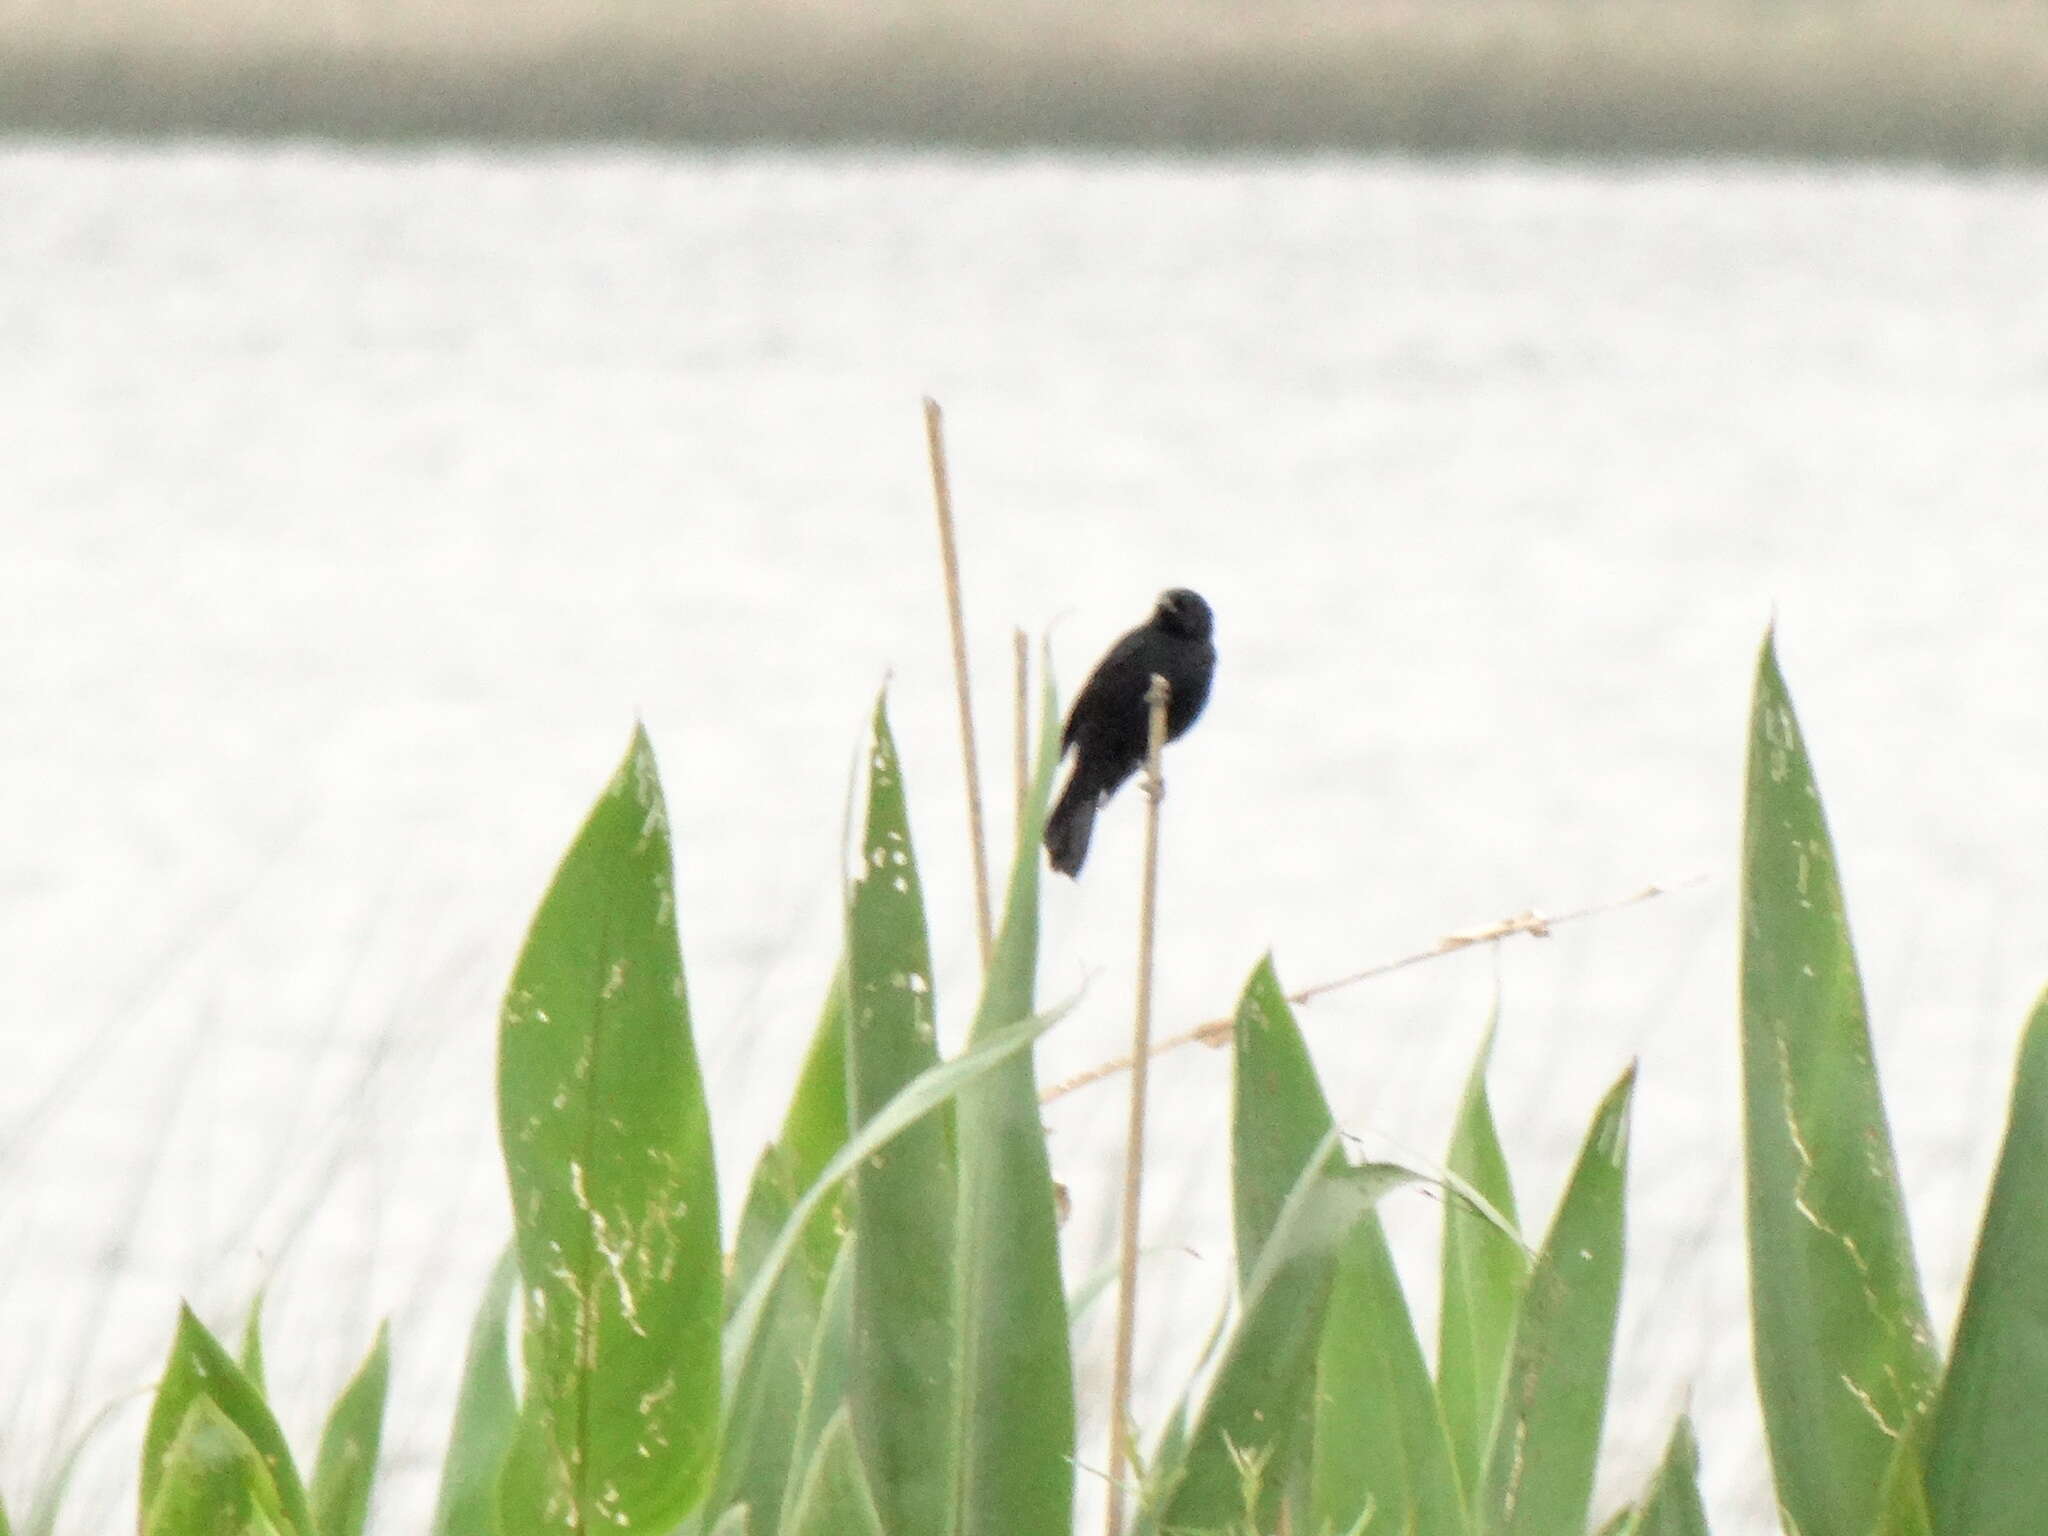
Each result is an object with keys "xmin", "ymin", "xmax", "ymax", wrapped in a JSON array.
[{"xmin": 10, "ymin": 627, "xmax": 2048, "ymax": 1535}]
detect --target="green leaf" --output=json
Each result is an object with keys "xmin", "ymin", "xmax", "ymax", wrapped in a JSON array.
[
  {"xmin": 779, "ymin": 970, "xmax": 852, "ymax": 1291},
  {"xmin": 238, "ymin": 1292, "xmax": 268, "ymax": 1401},
  {"xmin": 1224, "ymin": 953, "xmax": 1462, "ymax": 1536},
  {"xmin": 782, "ymin": 1410, "xmax": 886, "ymax": 1536},
  {"xmin": 1922, "ymin": 989, "xmax": 2048, "ymax": 1535},
  {"xmin": 716, "ymin": 956, "xmax": 858, "ymax": 1536},
  {"xmin": 776, "ymin": 1236, "xmax": 858, "ymax": 1536},
  {"xmin": 2, "ymin": 1489, "xmax": 13, "ymax": 1536},
  {"xmin": 723, "ymin": 1001, "xmax": 1069, "ymax": 1401},
  {"xmin": 309, "ymin": 1322, "xmax": 388, "ymax": 1536},
  {"xmin": 730, "ymin": 1144, "xmax": 799, "ymax": 1321},
  {"xmin": 710, "ymin": 1157, "xmax": 819, "ymax": 1536},
  {"xmin": 142, "ymin": 1399, "xmax": 291, "ymax": 1536},
  {"xmin": 951, "ymin": 671, "xmax": 1074, "ymax": 1536},
  {"xmin": 1149, "ymin": 1132, "xmax": 1422, "ymax": 1535},
  {"xmin": 429, "ymin": 1249, "xmax": 518, "ymax": 1536},
  {"xmin": 1866, "ymin": 1440, "xmax": 1933, "ymax": 1536},
  {"xmin": 1231, "ymin": 955, "xmax": 1338, "ymax": 1291},
  {"xmin": 1475, "ymin": 1065, "xmax": 1633, "ymax": 1536},
  {"xmin": 1226, "ymin": 955, "xmax": 1340, "ymax": 1531},
  {"xmin": 1740, "ymin": 633, "xmax": 1939, "ymax": 1536},
  {"xmin": 730, "ymin": 972, "xmax": 851, "ymax": 1315},
  {"xmin": 1439, "ymin": 1017, "xmax": 1530, "ymax": 1499},
  {"xmin": 1630, "ymin": 1417, "xmax": 1711, "ymax": 1536},
  {"xmin": 141, "ymin": 1304, "xmax": 313, "ymax": 1536},
  {"xmin": 495, "ymin": 726, "xmax": 722, "ymax": 1535},
  {"xmin": 842, "ymin": 696, "xmax": 955, "ymax": 1536},
  {"xmin": 1131, "ymin": 1298, "xmax": 1234, "ymax": 1532},
  {"xmin": 1314, "ymin": 1217, "xmax": 1468, "ymax": 1536}
]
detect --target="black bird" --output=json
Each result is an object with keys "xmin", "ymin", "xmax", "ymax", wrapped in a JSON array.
[{"xmin": 1045, "ymin": 588, "xmax": 1216, "ymax": 877}]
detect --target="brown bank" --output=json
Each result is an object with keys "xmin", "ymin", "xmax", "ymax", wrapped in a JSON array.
[{"xmin": 7, "ymin": 0, "xmax": 2048, "ymax": 162}]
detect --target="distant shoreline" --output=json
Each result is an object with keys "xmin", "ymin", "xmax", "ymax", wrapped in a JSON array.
[{"xmin": 8, "ymin": 1, "xmax": 2048, "ymax": 163}]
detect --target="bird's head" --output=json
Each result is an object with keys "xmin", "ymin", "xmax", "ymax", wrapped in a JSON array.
[{"xmin": 1153, "ymin": 588, "xmax": 1213, "ymax": 641}]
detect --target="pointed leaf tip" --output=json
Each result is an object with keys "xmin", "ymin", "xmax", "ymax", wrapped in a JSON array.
[{"xmin": 496, "ymin": 719, "xmax": 721, "ymax": 1533}]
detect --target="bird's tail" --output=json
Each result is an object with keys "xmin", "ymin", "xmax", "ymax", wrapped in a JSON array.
[{"xmin": 1044, "ymin": 772, "xmax": 1102, "ymax": 878}]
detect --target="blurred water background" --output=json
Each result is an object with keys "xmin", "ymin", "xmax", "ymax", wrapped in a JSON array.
[{"xmin": 2, "ymin": 143, "xmax": 2045, "ymax": 1533}]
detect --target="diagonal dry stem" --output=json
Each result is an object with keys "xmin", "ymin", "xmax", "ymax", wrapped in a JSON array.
[{"xmin": 1042, "ymin": 875, "xmax": 1704, "ymax": 1104}]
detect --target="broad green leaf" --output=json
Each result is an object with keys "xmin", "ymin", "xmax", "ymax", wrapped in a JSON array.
[
  {"xmin": 730, "ymin": 1143, "xmax": 799, "ymax": 1321},
  {"xmin": 779, "ymin": 968, "xmax": 852, "ymax": 1291},
  {"xmin": 239, "ymin": 1291, "xmax": 268, "ymax": 1400},
  {"xmin": 710, "ymin": 1157, "xmax": 818, "ymax": 1536},
  {"xmin": 1226, "ymin": 954, "xmax": 1461, "ymax": 1536},
  {"xmin": 1867, "ymin": 1440, "xmax": 1933, "ymax": 1536},
  {"xmin": 496, "ymin": 726, "xmax": 722, "ymax": 1535},
  {"xmin": 429, "ymin": 1249, "xmax": 518, "ymax": 1536},
  {"xmin": 1147, "ymin": 1132, "xmax": 1422, "ymax": 1535},
  {"xmin": 2, "ymin": 1490, "xmax": 12, "ymax": 1536},
  {"xmin": 309, "ymin": 1323, "xmax": 388, "ymax": 1536},
  {"xmin": 723, "ymin": 1002, "xmax": 1068, "ymax": 1398},
  {"xmin": 1740, "ymin": 634, "xmax": 1938, "ymax": 1536},
  {"xmin": 1630, "ymin": 1417, "xmax": 1710, "ymax": 1536},
  {"xmin": 1439, "ymin": 1017, "xmax": 1530, "ymax": 1498},
  {"xmin": 1475, "ymin": 1066, "xmax": 1633, "ymax": 1536},
  {"xmin": 729, "ymin": 972, "xmax": 850, "ymax": 1315},
  {"xmin": 842, "ymin": 696, "xmax": 955, "ymax": 1536},
  {"xmin": 951, "ymin": 671, "xmax": 1074, "ymax": 1536},
  {"xmin": 1923, "ymin": 989, "xmax": 2048, "ymax": 1535},
  {"xmin": 141, "ymin": 1304, "xmax": 312, "ymax": 1536},
  {"xmin": 782, "ymin": 1410, "xmax": 886, "ymax": 1536},
  {"xmin": 1231, "ymin": 956, "xmax": 1338, "ymax": 1290},
  {"xmin": 1227, "ymin": 955, "xmax": 1340, "ymax": 1532},
  {"xmin": 1314, "ymin": 1217, "xmax": 1468, "ymax": 1536},
  {"xmin": 142, "ymin": 1399, "xmax": 290, "ymax": 1536},
  {"xmin": 776, "ymin": 1236, "xmax": 858, "ymax": 1536}
]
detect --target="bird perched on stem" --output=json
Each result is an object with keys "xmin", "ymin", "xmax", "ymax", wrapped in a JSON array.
[{"xmin": 1045, "ymin": 588, "xmax": 1216, "ymax": 877}]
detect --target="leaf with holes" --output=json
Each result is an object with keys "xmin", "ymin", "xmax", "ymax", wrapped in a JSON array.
[
  {"xmin": 842, "ymin": 695, "xmax": 955, "ymax": 1536},
  {"xmin": 1741, "ymin": 633, "xmax": 1937, "ymax": 1536},
  {"xmin": 496, "ymin": 726, "xmax": 722, "ymax": 1534}
]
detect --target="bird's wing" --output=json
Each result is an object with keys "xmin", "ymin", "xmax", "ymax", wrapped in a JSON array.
[{"xmin": 1061, "ymin": 627, "xmax": 1147, "ymax": 751}]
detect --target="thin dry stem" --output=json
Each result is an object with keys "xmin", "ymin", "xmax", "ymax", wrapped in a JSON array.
[
  {"xmin": 1042, "ymin": 874, "xmax": 1704, "ymax": 1104},
  {"xmin": 1104, "ymin": 673, "xmax": 1173, "ymax": 1536},
  {"xmin": 924, "ymin": 396, "xmax": 994, "ymax": 968}
]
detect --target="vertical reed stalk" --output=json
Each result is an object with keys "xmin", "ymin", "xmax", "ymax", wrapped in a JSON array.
[
  {"xmin": 1104, "ymin": 673, "xmax": 1172, "ymax": 1536},
  {"xmin": 923, "ymin": 396, "xmax": 994, "ymax": 967}
]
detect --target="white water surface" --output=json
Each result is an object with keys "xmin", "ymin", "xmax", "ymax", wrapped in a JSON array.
[{"xmin": 2, "ymin": 144, "xmax": 2046, "ymax": 1533}]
